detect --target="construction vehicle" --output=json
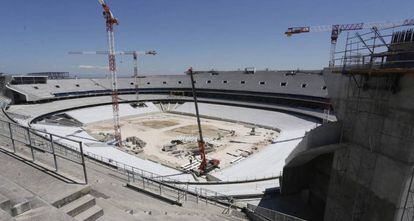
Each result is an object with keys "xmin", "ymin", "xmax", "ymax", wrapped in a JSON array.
[
  {"xmin": 207, "ymin": 159, "xmax": 220, "ymax": 169},
  {"xmin": 186, "ymin": 67, "xmax": 220, "ymax": 176},
  {"xmin": 285, "ymin": 19, "xmax": 414, "ymax": 67}
]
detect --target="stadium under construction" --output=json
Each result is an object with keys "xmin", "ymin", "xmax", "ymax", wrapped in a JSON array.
[{"xmin": 0, "ymin": 1, "xmax": 414, "ymax": 221}]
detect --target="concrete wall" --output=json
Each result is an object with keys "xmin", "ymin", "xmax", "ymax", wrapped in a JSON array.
[
  {"xmin": 284, "ymin": 121, "xmax": 341, "ymax": 168},
  {"xmin": 322, "ymin": 69, "xmax": 414, "ymax": 221},
  {"xmin": 280, "ymin": 122, "xmax": 341, "ymax": 220}
]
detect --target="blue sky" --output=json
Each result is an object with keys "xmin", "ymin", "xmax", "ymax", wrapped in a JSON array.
[{"xmin": 0, "ymin": 0, "xmax": 413, "ymax": 76}]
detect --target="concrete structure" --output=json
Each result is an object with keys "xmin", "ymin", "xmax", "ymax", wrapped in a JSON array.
[
  {"xmin": 5, "ymin": 70, "xmax": 328, "ymax": 110},
  {"xmin": 279, "ymin": 26, "xmax": 414, "ymax": 221},
  {"xmin": 11, "ymin": 101, "xmax": 318, "ymax": 194},
  {"xmin": 319, "ymin": 67, "xmax": 414, "ymax": 221}
]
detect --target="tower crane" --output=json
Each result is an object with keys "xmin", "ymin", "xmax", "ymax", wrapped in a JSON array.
[
  {"xmin": 69, "ymin": 50, "xmax": 157, "ymax": 105},
  {"xmin": 285, "ymin": 19, "xmax": 414, "ymax": 67},
  {"xmin": 98, "ymin": 0, "xmax": 122, "ymax": 146},
  {"xmin": 130, "ymin": 51, "xmax": 156, "ymax": 106}
]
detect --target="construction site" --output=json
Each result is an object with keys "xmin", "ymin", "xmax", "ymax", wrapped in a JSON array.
[
  {"xmin": 83, "ymin": 112, "xmax": 278, "ymax": 171},
  {"xmin": 0, "ymin": 0, "xmax": 413, "ymax": 221}
]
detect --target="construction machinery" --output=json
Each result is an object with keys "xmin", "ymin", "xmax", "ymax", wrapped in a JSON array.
[
  {"xmin": 69, "ymin": 50, "xmax": 157, "ymax": 106},
  {"xmin": 285, "ymin": 19, "xmax": 414, "ymax": 67},
  {"xmin": 97, "ymin": 0, "xmax": 123, "ymax": 146},
  {"xmin": 186, "ymin": 67, "xmax": 220, "ymax": 176}
]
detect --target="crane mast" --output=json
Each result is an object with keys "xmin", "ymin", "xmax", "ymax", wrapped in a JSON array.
[
  {"xmin": 98, "ymin": 0, "xmax": 122, "ymax": 146},
  {"xmin": 186, "ymin": 67, "xmax": 207, "ymax": 173},
  {"xmin": 133, "ymin": 52, "xmax": 139, "ymax": 103},
  {"xmin": 186, "ymin": 67, "xmax": 220, "ymax": 175},
  {"xmin": 129, "ymin": 50, "xmax": 156, "ymax": 104}
]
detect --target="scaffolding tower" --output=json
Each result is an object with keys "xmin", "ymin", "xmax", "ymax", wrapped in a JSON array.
[{"xmin": 328, "ymin": 24, "xmax": 414, "ymax": 221}]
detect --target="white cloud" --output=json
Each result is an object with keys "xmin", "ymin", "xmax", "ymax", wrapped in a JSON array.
[{"xmin": 78, "ymin": 65, "xmax": 108, "ymax": 70}]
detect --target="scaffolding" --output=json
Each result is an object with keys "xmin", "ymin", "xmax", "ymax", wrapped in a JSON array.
[
  {"xmin": 332, "ymin": 25, "xmax": 414, "ymax": 75},
  {"xmin": 328, "ymin": 24, "xmax": 414, "ymax": 221}
]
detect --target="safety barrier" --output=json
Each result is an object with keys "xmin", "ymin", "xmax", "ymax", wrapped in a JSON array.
[
  {"xmin": 246, "ymin": 204, "xmax": 307, "ymax": 221},
  {"xmin": 0, "ymin": 116, "xmax": 236, "ymax": 209},
  {"xmin": 84, "ymin": 150, "xmax": 236, "ymax": 209},
  {"xmin": 0, "ymin": 111, "xmax": 243, "ymax": 209},
  {"xmin": 0, "ymin": 119, "xmax": 88, "ymax": 184}
]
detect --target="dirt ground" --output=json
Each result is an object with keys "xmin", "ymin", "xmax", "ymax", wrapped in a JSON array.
[
  {"xmin": 170, "ymin": 124, "xmax": 219, "ymax": 137},
  {"xmin": 137, "ymin": 120, "xmax": 179, "ymax": 129},
  {"xmin": 84, "ymin": 113, "xmax": 279, "ymax": 170}
]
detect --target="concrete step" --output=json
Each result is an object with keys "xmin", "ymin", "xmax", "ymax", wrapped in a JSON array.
[
  {"xmin": 0, "ymin": 209, "xmax": 13, "ymax": 221},
  {"xmin": 126, "ymin": 182, "xmax": 183, "ymax": 206},
  {"xmin": 14, "ymin": 206, "xmax": 77, "ymax": 221},
  {"xmin": 0, "ymin": 193, "xmax": 11, "ymax": 213},
  {"xmin": 61, "ymin": 194, "xmax": 96, "ymax": 217},
  {"xmin": 73, "ymin": 205, "xmax": 103, "ymax": 221},
  {"xmin": 10, "ymin": 201, "xmax": 31, "ymax": 217},
  {"xmin": 93, "ymin": 198, "xmax": 138, "ymax": 221},
  {"xmin": 0, "ymin": 177, "xmax": 34, "ymax": 208},
  {"xmin": 53, "ymin": 186, "xmax": 91, "ymax": 208}
]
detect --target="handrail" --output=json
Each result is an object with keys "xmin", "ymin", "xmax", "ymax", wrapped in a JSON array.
[
  {"xmin": 0, "ymin": 111, "xmax": 270, "ymax": 206},
  {"xmin": 0, "ymin": 118, "xmax": 87, "ymax": 184},
  {"xmin": 82, "ymin": 148, "xmax": 237, "ymax": 206},
  {"xmin": 246, "ymin": 204, "xmax": 307, "ymax": 221}
]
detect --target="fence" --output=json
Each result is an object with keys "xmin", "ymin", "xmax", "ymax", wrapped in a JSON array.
[
  {"xmin": 0, "ymin": 119, "xmax": 88, "ymax": 184},
  {"xmin": 84, "ymin": 150, "xmax": 236, "ymax": 209},
  {"xmin": 0, "ymin": 112, "xmax": 248, "ymax": 209},
  {"xmin": 0, "ymin": 117, "xmax": 238, "ymax": 211},
  {"xmin": 246, "ymin": 204, "xmax": 307, "ymax": 221},
  {"xmin": 0, "ymin": 115, "xmax": 239, "ymax": 209}
]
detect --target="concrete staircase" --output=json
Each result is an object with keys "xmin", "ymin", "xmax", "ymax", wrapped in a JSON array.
[{"xmin": 56, "ymin": 189, "xmax": 103, "ymax": 221}]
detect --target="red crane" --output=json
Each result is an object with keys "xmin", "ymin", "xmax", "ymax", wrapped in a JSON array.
[
  {"xmin": 98, "ymin": 0, "xmax": 122, "ymax": 146},
  {"xmin": 285, "ymin": 19, "xmax": 414, "ymax": 67},
  {"xmin": 186, "ymin": 67, "xmax": 220, "ymax": 175},
  {"xmin": 186, "ymin": 67, "xmax": 207, "ymax": 173}
]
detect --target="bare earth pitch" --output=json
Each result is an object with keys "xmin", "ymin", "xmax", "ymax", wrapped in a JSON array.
[{"xmin": 84, "ymin": 113, "xmax": 279, "ymax": 170}]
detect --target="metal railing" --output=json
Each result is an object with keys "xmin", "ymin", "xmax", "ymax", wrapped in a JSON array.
[
  {"xmin": 0, "ymin": 113, "xmax": 241, "ymax": 209},
  {"xmin": 0, "ymin": 119, "xmax": 88, "ymax": 184},
  {"xmin": 246, "ymin": 204, "xmax": 307, "ymax": 221},
  {"xmin": 0, "ymin": 116, "xmax": 237, "ymax": 210},
  {"xmin": 84, "ymin": 150, "xmax": 236, "ymax": 208},
  {"xmin": 0, "ymin": 111, "xmax": 252, "ymax": 209}
]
